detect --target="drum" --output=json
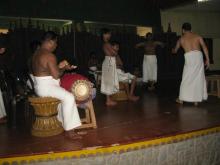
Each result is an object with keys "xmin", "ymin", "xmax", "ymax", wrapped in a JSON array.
[
  {"xmin": 71, "ymin": 79, "xmax": 93, "ymax": 103},
  {"xmin": 60, "ymin": 74, "xmax": 93, "ymax": 103}
]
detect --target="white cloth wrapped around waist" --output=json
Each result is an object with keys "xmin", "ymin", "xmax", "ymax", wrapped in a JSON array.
[
  {"xmin": 0, "ymin": 89, "xmax": 6, "ymax": 119},
  {"xmin": 143, "ymin": 55, "xmax": 157, "ymax": 82},
  {"xmin": 117, "ymin": 68, "xmax": 135, "ymax": 83},
  {"xmin": 33, "ymin": 75, "xmax": 81, "ymax": 131},
  {"xmin": 179, "ymin": 50, "xmax": 207, "ymax": 102},
  {"xmin": 101, "ymin": 56, "xmax": 119, "ymax": 95}
]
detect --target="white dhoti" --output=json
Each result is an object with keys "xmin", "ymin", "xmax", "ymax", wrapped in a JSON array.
[
  {"xmin": 179, "ymin": 50, "xmax": 208, "ymax": 102},
  {"xmin": 0, "ymin": 89, "xmax": 6, "ymax": 119},
  {"xmin": 101, "ymin": 56, "xmax": 119, "ymax": 95},
  {"xmin": 33, "ymin": 76, "xmax": 81, "ymax": 131},
  {"xmin": 117, "ymin": 68, "xmax": 135, "ymax": 83},
  {"xmin": 143, "ymin": 55, "xmax": 157, "ymax": 82}
]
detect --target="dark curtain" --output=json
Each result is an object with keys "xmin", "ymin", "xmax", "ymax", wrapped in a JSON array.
[{"xmin": 0, "ymin": 23, "xmax": 214, "ymax": 80}]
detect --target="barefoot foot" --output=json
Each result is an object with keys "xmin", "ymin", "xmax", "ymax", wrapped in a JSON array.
[
  {"xmin": 0, "ymin": 117, "xmax": 7, "ymax": 124},
  {"xmin": 176, "ymin": 98, "xmax": 183, "ymax": 104},
  {"xmin": 128, "ymin": 95, "xmax": 140, "ymax": 102},
  {"xmin": 65, "ymin": 130, "xmax": 82, "ymax": 140},
  {"xmin": 148, "ymin": 86, "xmax": 155, "ymax": 91},
  {"xmin": 106, "ymin": 100, "xmax": 117, "ymax": 106}
]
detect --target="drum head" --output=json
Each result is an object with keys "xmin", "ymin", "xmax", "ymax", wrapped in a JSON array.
[{"xmin": 71, "ymin": 80, "xmax": 92, "ymax": 103}]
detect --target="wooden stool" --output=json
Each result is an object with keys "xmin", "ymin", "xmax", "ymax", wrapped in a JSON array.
[
  {"xmin": 112, "ymin": 82, "xmax": 128, "ymax": 101},
  {"xmin": 206, "ymin": 75, "xmax": 220, "ymax": 98},
  {"xmin": 28, "ymin": 97, "xmax": 64, "ymax": 137},
  {"xmin": 76, "ymin": 100, "xmax": 97, "ymax": 129}
]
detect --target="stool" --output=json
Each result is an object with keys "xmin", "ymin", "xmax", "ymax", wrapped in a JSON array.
[
  {"xmin": 112, "ymin": 82, "xmax": 128, "ymax": 101},
  {"xmin": 76, "ymin": 100, "xmax": 97, "ymax": 129},
  {"xmin": 28, "ymin": 97, "xmax": 64, "ymax": 137},
  {"xmin": 206, "ymin": 75, "xmax": 220, "ymax": 98}
]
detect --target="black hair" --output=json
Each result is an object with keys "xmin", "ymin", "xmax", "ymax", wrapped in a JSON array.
[
  {"xmin": 111, "ymin": 41, "xmax": 120, "ymax": 46},
  {"xmin": 146, "ymin": 32, "xmax": 152, "ymax": 38},
  {"xmin": 41, "ymin": 31, "xmax": 58, "ymax": 42},
  {"xmin": 101, "ymin": 28, "xmax": 111, "ymax": 35},
  {"xmin": 0, "ymin": 35, "xmax": 6, "ymax": 48},
  {"xmin": 182, "ymin": 23, "xmax": 191, "ymax": 31},
  {"xmin": 100, "ymin": 28, "xmax": 111, "ymax": 40}
]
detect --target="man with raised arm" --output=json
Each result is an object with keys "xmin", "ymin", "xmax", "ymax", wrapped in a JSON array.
[
  {"xmin": 32, "ymin": 31, "xmax": 81, "ymax": 138},
  {"xmin": 172, "ymin": 23, "xmax": 209, "ymax": 106},
  {"xmin": 135, "ymin": 32, "xmax": 163, "ymax": 90}
]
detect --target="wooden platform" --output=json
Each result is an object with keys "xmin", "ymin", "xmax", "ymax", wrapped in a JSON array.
[{"xmin": 1, "ymin": 83, "xmax": 220, "ymax": 163}]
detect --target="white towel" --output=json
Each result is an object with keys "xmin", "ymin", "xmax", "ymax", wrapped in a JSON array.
[
  {"xmin": 117, "ymin": 68, "xmax": 135, "ymax": 83},
  {"xmin": 179, "ymin": 50, "xmax": 208, "ymax": 102},
  {"xmin": 0, "ymin": 89, "xmax": 6, "ymax": 119},
  {"xmin": 143, "ymin": 55, "xmax": 157, "ymax": 82},
  {"xmin": 34, "ymin": 76, "xmax": 81, "ymax": 131},
  {"xmin": 101, "ymin": 56, "xmax": 119, "ymax": 95}
]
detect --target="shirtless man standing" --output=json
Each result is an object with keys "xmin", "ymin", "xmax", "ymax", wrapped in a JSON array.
[
  {"xmin": 173, "ymin": 23, "xmax": 209, "ymax": 106},
  {"xmin": 32, "ymin": 31, "xmax": 81, "ymax": 138},
  {"xmin": 136, "ymin": 33, "xmax": 163, "ymax": 90},
  {"xmin": 101, "ymin": 28, "xmax": 119, "ymax": 106}
]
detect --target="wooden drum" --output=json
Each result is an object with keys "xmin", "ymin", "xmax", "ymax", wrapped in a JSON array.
[{"xmin": 61, "ymin": 74, "xmax": 93, "ymax": 104}]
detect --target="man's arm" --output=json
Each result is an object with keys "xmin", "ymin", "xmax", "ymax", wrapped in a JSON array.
[
  {"xmin": 103, "ymin": 44, "xmax": 117, "ymax": 56},
  {"xmin": 199, "ymin": 37, "xmax": 210, "ymax": 68},
  {"xmin": 47, "ymin": 54, "xmax": 64, "ymax": 79},
  {"xmin": 116, "ymin": 55, "xmax": 123, "ymax": 69},
  {"xmin": 135, "ymin": 42, "xmax": 145, "ymax": 48},
  {"xmin": 155, "ymin": 41, "xmax": 165, "ymax": 48},
  {"xmin": 172, "ymin": 39, "xmax": 181, "ymax": 54}
]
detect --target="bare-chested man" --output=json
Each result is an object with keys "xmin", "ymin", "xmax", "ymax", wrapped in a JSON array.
[
  {"xmin": 100, "ymin": 28, "xmax": 119, "ymax": 106},
  {"xmin": 135, "ymin": 33, "xmax": 163, "ymax": 90},
  {"xmin": 112, "ymin": 41, "xmax": 139, "ymax": 101},
  {"xmin": 32, "ymin": 31, "xmax": 81, "ymax": 138},
  {"xmin": 173, "ymin": 23, "xmax": 209, "ymax": 106}
]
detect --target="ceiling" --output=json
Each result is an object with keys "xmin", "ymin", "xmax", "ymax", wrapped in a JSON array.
[
  {"xmin": 165, "ymin": 0, "xmax": 220, "ymax": 12},
  {"xmin": 0, "ymin": 0, "xmax": 197, "ymax": 27}
]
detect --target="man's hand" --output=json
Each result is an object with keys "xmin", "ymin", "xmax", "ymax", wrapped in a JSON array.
[
  {"xmin": 58, "ymin": 60, "xmax": 77, "ymax": 70},
  {"xmin": 65, "ymin": 65, "xmax": 77, "ymax": 70},
  {"xmin": 205, "ymin": 59, "xmax": 210, "ymax": 69},
  {"xmin": 58, "ymin": 60, "xmax": 69, "ymax": 69}
]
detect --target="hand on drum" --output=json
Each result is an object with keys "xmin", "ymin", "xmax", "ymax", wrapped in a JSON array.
[{"xmin": 59, "ymin": 60, "xmax": 77, "ymax": 70}]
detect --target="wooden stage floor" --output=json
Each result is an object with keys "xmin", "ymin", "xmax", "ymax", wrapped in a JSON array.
[{"xmin": 1, "ymin": 84, "xmax": 220, "ymax": 159}]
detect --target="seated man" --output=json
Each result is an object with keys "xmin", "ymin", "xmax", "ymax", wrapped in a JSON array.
[
  {"xmin": 112, "ymin": 41, "xmax": 139, "ymax": 101},
  {"xmin": 32, "ymin": 31, "xmax": 81, "ymax": 139}
]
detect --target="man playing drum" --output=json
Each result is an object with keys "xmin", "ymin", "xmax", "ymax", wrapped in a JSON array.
[{"xmin": 32, "ymin": 31, "xmax": 82, "ymax": 139}]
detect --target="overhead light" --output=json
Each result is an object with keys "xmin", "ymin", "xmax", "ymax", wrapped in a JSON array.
[{"xmin": 198, "ymin": 0, "xmax": 209, "ymax": 2}]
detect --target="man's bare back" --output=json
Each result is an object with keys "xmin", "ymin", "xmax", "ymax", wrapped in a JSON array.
[
  {"xmin": 32, "ymin": 49, "xmax": 56, "ymax": 77},
  {"xmin": 173, "ymin": 25, "xmax": 209, "ymax": 68},
  {"xmin": 179, "ymin": 32, "xmax": 205, "ymax": 53}
]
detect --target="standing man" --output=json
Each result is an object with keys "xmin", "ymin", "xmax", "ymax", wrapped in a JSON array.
[
  {"xmin": 135, "ymin": 33, "xmax": 163, "ymax": 90},
  {"xmin": 100, "ymin": 28, "xmax": 119, "ymax": 106},
  {"xmin": 172, "ymin": 23, "xmax": 209, "ymax": 106},
  {"xmin": 0, "ymin": 37, "xmax": 7, "ymax": 124},
  {"xmin": 32, "ymin": 31, "xmax": 81, "ymax": 138}
]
